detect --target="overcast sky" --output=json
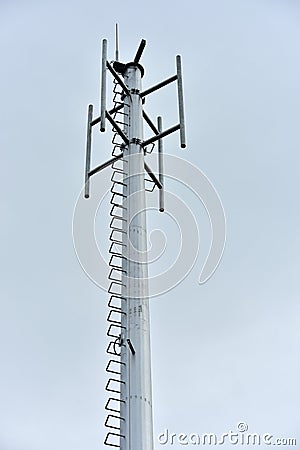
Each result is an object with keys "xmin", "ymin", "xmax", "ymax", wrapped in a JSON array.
[{"xmin": 1, "ymin": 0, "xmax": 300, "ymax": 449}]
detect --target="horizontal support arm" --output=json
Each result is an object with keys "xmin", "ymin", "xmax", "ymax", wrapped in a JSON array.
[
  {"xmin": 144, "ymin": 162, "xmax": 163, "ymax": 190},
  {"xmin": 142, "ymin": 123, "xmax": 180, "ymax": 148},
  {"xmin": 134, "ymin": 39, "xmax": 146, "ymax": 64},
  {"xmin": 140, "ymin": 74, "xmax": 177, "ymax": 98},
  {"xmin": 142, "ymin": 110, "xmax": 159, "ymax": 135},
  {"xmin": 88, "ymin": 153, "xmax": 123, "ymax": 178},
  {"xmin": 91, "ymin": 103, "xmax": 124, "ymax": 127},
  {"xmin": 106, "ymin": 111, "xmax": 129, "ymax": 145}
]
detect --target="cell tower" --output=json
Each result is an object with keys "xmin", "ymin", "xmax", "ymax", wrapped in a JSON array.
[{"xmin": 83, "ymin": 28, "xmax": 186, "ymax": 450}]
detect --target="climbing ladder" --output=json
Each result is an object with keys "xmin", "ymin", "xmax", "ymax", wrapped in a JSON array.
[{"xmin": 104, "ymin": 78, "xmax": 128, "ymax": 448}]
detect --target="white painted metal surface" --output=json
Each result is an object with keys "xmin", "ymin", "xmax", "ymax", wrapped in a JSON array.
[{"xmin": 120, "ymin": 64, "xmax": 154, "ymax": 450}]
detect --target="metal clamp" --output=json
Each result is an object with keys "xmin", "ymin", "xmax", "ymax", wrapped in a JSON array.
[{"xmin": 130, "ymin": 138, "xmax": 142, "ymax": 145}]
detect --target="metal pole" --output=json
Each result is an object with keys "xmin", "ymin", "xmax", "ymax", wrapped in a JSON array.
[
  {"xmin": 84, "ymin": 104, "xmax": 93, "ymax": 198},
  {"xmin": 120, "ymin": 64, "xmax": 154, "ymax": 450},
  {"xmin": 100, "ymin": 39, "xmax": 107, "ymax": 132},
  {"xmin": 157, "ymin": 116, "xmax": 164, "ymax": 212},
  {"xmin": 115, "ymin": 24, "xmax": 119, "ymax": 62},
  {"xmin": 176, "ymin": 55, "xmax": 186, "ymax": 148}
]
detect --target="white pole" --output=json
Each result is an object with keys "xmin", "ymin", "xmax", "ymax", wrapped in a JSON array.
[
  {"xmin": 120, "ymin": 63, "xmax": 154, "ymax": 450},
  {"xmin": 100, "ymin": 39, "xmax": 107, "ymax": 132}
]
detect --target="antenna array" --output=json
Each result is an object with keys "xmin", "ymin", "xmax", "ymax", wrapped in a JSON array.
[{"xmin": 84, "ymin": 32, "xmax": 187, "ymax": 450}]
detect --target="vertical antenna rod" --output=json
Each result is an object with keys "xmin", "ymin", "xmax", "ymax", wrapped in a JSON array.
[
  {"xmin": 115, "ymin": 23, "xmax": 119, "ymax": 62},
  {"xmin": 157, "ymin": 116, "xmax": 164, "ymax": 212},
  {"xmin": 100, "ymin": 39, "xmax": 107, "ymax": 132},
  {"xmin": 84, "ymin": 104, "xmax": 93, "ymax": 198},
  {"xmin": 176, "ymin": 55, "xmax": 186, "ymax": 148}
]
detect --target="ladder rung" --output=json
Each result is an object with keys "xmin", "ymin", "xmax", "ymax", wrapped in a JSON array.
[
  {"xmin": 105, "ymin": 397, "xmax": 125, "ymax": 412},
  {"xmin": 112, "ymin": 133, "xmax": 127, "ymax": 146},
  {"xmin": 108, "ymin": 282, "xmax": 123, "ymax": 297},
  {"xmin": 107, "ymin": 309, "xmax": 126, "ymax": 326},
  {"xmin": 109, "ymin": 255, "xmax": 126, "ymax": 269},
  {"xmin": 109, "ymin": 242, "xmax": 122, "ymax": 256},
  {"xmin": 106, "ymin": 340, "xmax": 121, "ymax": 356},
  {"xmin": 110, "ymin": 220, "xmax": 125, "ymax": 233},
  {"xmin": 107, "ymin": 323, "xmax": 125, "ymax": 339},
  {"xmin": 108, "ymin": 267, "xmax": 124, "ymax": 282},
  {"xmin": 104, "ymin": 431, "xmax": 125, "ymax": 448},
  {"xmin": 110, "ymin": 205, "xmax": 125, "ymax": 220},
  {"xmin": 144, "ymin": 142, "xmax": 155, "ymax": 154},
  {"xmin": 106, "ymin": 359, "xmax": 126, "ymax": 376},
  {"xmin": 108, "ymin": 296, "xmax": 121, "ymax": 311},
  {"xmin": 106, "ymin": 378, "xmax": 125, "ymax": 394},
  {"xmin": 113, "ymin": 87, "xmax": 123, "ymax": 95},
  {"xmin": 111, "ymin": 171, "xmax": 126, "ymax": 185},
  {"xmin": 144, "ymin": 177, "xmax": 156, "ymax": 192},
  {"xmin": 111, "ymin": 182, "xmax": 126, "ymax": 196},
  {"xmin": 110, "ymin": 230, "xmax": 126, "ymax": 245},
  {"xmin": 110, "ymin": 193, "xmax": 126, "ymax": 207},
  {"xmin": 110, "ymin": 262, "xmax": 126, "ymax": 276},
  {"xmin": 108, "ymin": 282, "xmax": 125, "ymax": 295},
  {"xmin": 105, "ymin": 414, "xmax": 125, "ymax": 431},
  {"xmin": 111, "ymin": 159, "xmax": 124, "ymax": 172}
]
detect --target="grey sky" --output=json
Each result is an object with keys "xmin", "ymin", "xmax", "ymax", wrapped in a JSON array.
[{"xmin": 1, "ymin": 0, "xmax": 299, "ymax": 449}]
